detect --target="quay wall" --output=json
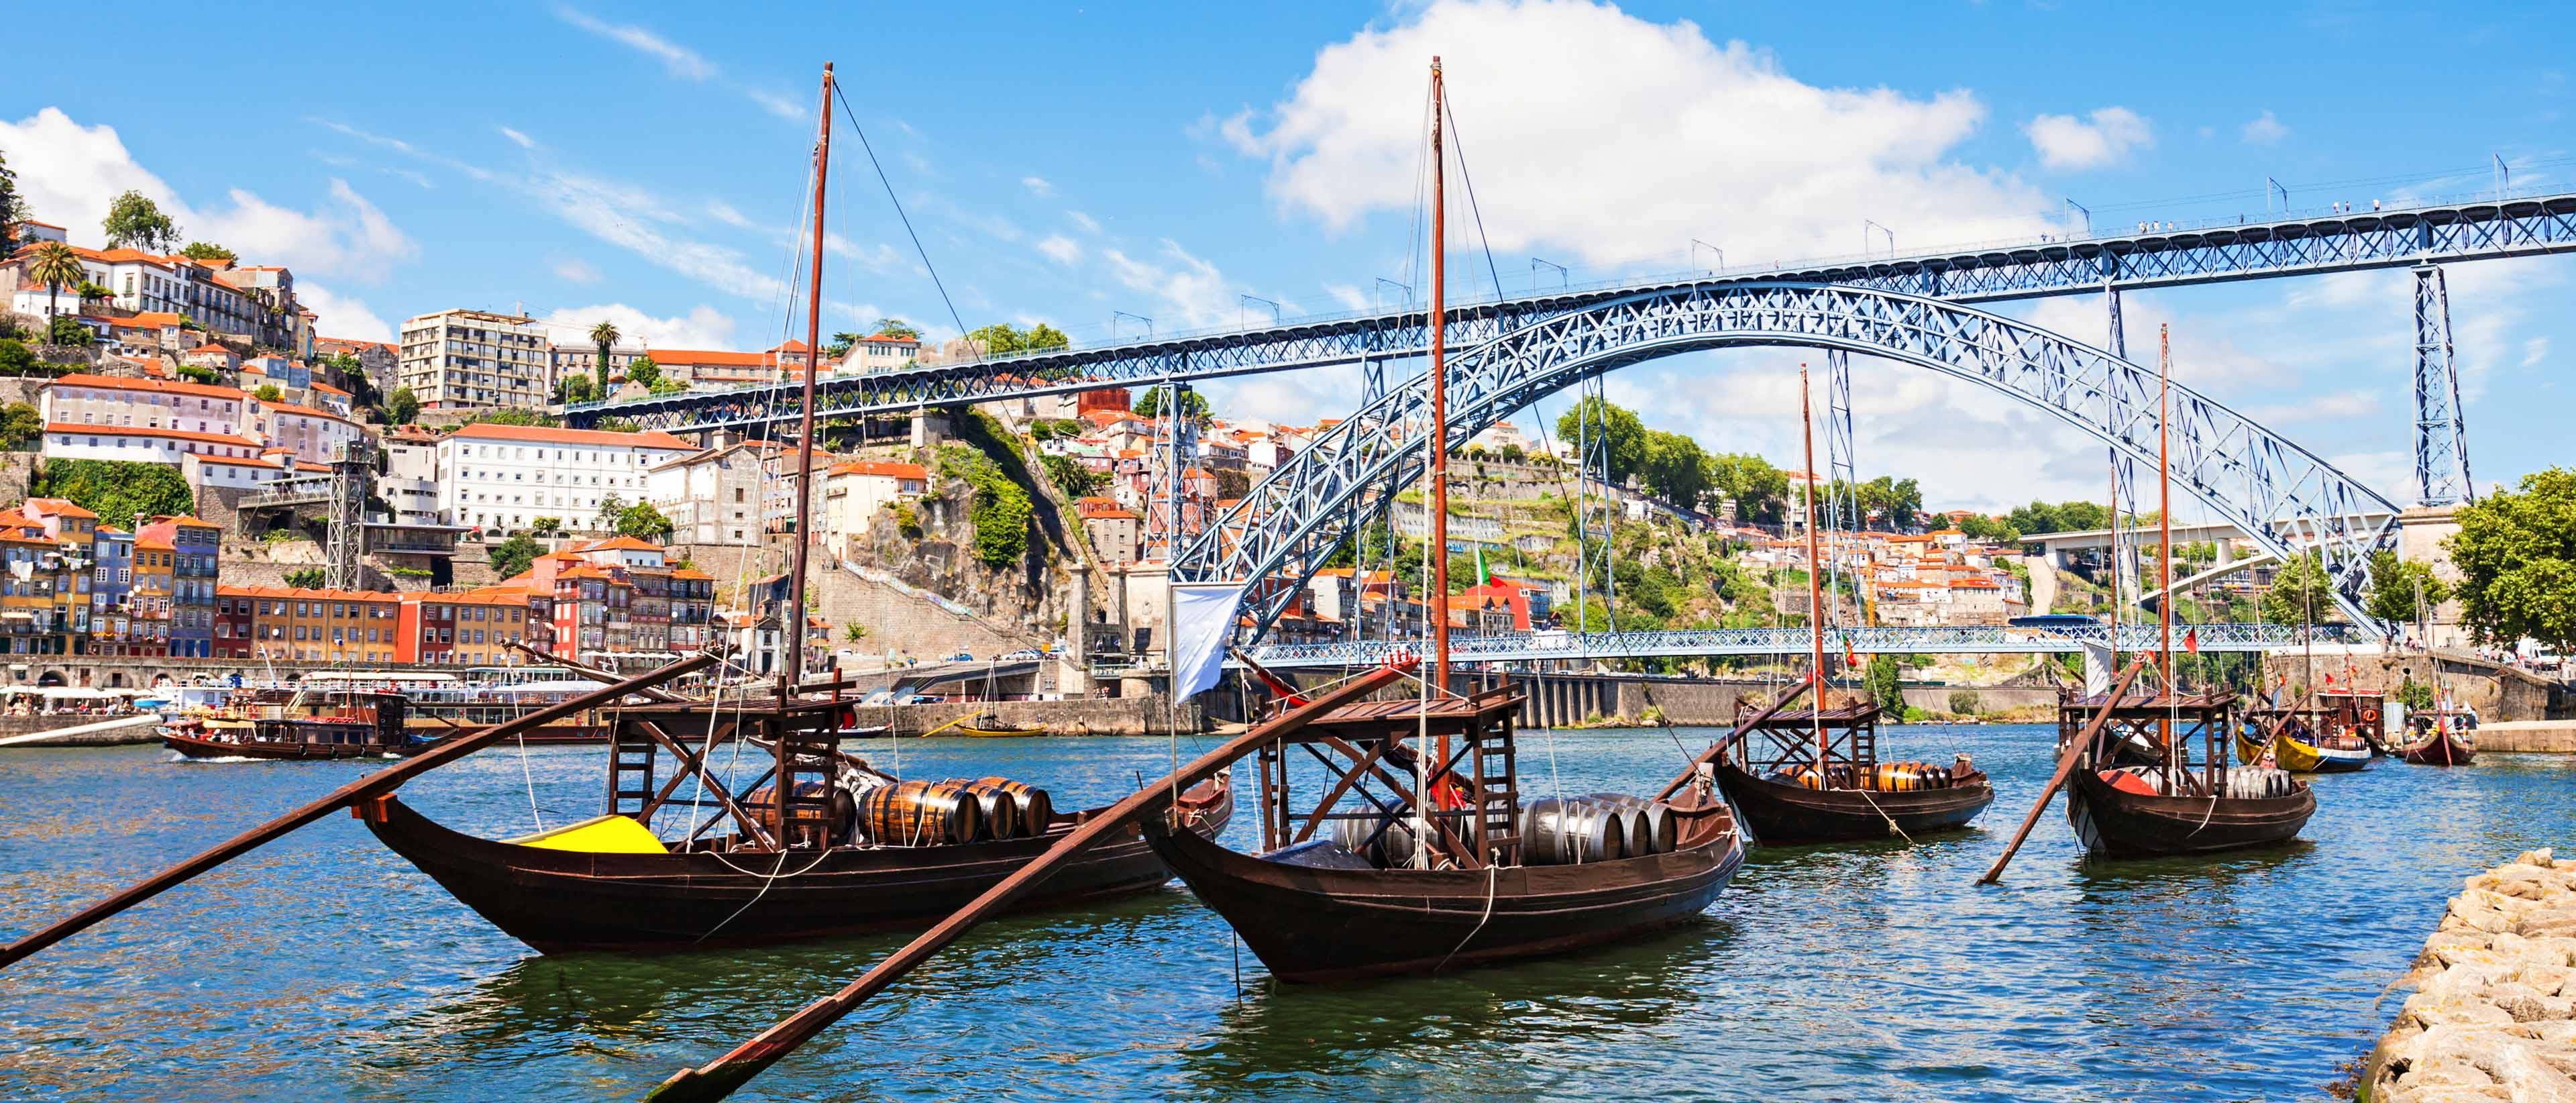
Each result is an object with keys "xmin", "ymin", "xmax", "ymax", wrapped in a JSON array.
[
  {"xmin": 2361, "ymin": 847, "xmax": 2576, "ymax": 1102},
  {"xmin": 2268, "ymin": 651, "xmax": 2573, "ymax": 722},
  {"xmin": 849, "ymin": 694, "xmax": 1199, "ymax": 737},
  {"xmin": 0, "ymin": 713, "xmax": 159, "ymax": 748},
  {"xmin": 1246, "ymin": 671, "xmax": 2060, "ymax": 728},
  {"xmin": 2475, "ymin": 721, "xmax": 2576, "ymax": 754}
]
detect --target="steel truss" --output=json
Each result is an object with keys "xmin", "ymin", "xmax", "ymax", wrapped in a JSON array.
[
  {"xmin": 2412, "ymin": 264, "xmax": 2474, "ymax": 506},
  {"xmin": 1241, "ymin": 622, "xmax": 2362, "ymax": 669},
  {"xmin": 572, "ymin": 195, "xmax": 2576, "ymax": 436},
  {"xmin": 1173, "ymin": 282, "xmax": 2400, "ymax": 640}
]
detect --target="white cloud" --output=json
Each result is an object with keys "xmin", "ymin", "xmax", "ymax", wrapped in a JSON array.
[
  {"xmin": 2241, "ymin": 110, "xmax": 2289, "ymax": 145},
  {"xmin": 553, "ymin": 6, "xmax": 713, "ymax": 80},
  {"xmin": 297, "ymin": 282, "xmax": 393, "ymax": 343},
  {"xmin": 2251, "ymin": 389, "xmax": 2380, "ymax": 423},
  {"xmin": 1067, "ymin": 210, "xmax": 1102, "ymax": 234},
  {"xmin": 1323, "ymin": 282, "xmax": 1369, "ymax": 311},
  {"xmin": 0, "ymin": 108, "xmax": 417, "ymax": 284},
  {"xmin": 1101, "ymin": 240, "xmax": 1238, "ymax": 329},
  {"xmin": 553, "ymin": 257, "xmax": 601, "ymax": 284},
  {"xmin": 533, "ymin": 169, "xmax": 784, "ymax": 299},
  {"xmin": 1224, "ymin": 0, "xmax": 2050, "ymax": 266},
  {"xmin": 2023, "ymin": 107, "xmax": 2153, "ymax": 170},
  {"xmin": 744, "ymin": 88, "xmax": 806, "ymax": 121},
  {"xmin": 535, "ymin": 303, "xmax": 739, "ymax": 350},
  {"xmin": 1022, "ymin": 176, "xmax": 1055, "ymax": 197},
  {"xmin": 498, "ymin": 126, "xmax": 536, "ymax": 149},
  {"xmin": 1035, "ymin": 234, "xmax": 1081, "ymax": 265}
]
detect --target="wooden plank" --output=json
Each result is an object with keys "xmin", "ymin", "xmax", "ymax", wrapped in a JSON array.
[
  {"xmin": 647, "ymin": 662, "xmax": 1412, "ymax": 1102},
  {"xmin": 632, "ymin": 720, "xmax": 773, "ymax": 848},
  {"xmin": 0, "ymin": 651, "xmax": 718, "ymax": 971}
]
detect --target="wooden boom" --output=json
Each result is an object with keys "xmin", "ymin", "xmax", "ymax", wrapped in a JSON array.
[
  {"xmin": 1974, "ymin": 654, "xmax": 2151, "ymax": 885},
  {"xmin": 0, "ymin": 649, "xmax": 719, "ymax": 970},
  {"xmin": 1652, "ymin": 676, "xmax": 1811, "ymax": 802},
  {"xmin": 646, "ymin": 660, "xmax": 1414, "ymax": 1102}
]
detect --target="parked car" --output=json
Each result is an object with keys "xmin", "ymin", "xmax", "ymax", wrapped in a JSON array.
[
  {"xmin": 945, "ymin": 651, "xmax": 975, "ymax": 663},
  {"xmin": 999, "ymin": 649, "xmax": 1044, "ymax": 662}
]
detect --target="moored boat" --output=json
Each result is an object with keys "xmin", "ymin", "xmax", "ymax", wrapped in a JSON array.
[
  {"xmin": 2402, "ymin": 717, "xmax": 2477, "ymax": 766},
  {"xmin": 160, "ymin": 690, "xmax": 418, "ymax": 760}
]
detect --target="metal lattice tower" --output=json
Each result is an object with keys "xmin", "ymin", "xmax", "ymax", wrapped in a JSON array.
[
  {"xmin": 2412, "ymin": 264, "xmax": 2474, "ymax": 506},
  {"xmin": 1822, "ymin": 349, "xmax": 1860, "ymax": 629},
  {"xmin": 325, "ymin": 436, "xmax": 375, "ymax": 591},
  {"xmin": 1144, "ymin": 381, "xmax": 1197, "ymax": 558},
  {"xmin": 1574, "ymin": 374, "xmax": 1617, "ymax": 634}
]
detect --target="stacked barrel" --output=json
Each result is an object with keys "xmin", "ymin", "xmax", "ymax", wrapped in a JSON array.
[
  {"xmin": 1517, "ymin": 795, "xmax": 1684, "ymax": 865},
  {"xmin": 851, "ymin": 778, "xmax": 1057, "ymax": 846},
  {"xmin": 1768, "ymin": 762, "xmax": 1960, "ymax": 791}
]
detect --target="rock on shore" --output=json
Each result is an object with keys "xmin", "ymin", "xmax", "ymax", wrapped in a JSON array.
[{"xmin": 2365, "ymin": 847, "xmax": 2576, "ymax": 1101}]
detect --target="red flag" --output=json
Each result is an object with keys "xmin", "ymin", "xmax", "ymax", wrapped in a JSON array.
[
  {"xmin": 2323, "ymin": 672, "xmax": 2334, "ymax": 685},
  {"xmin": 1844, "ymin": 635, "xmax": 1858, "ymax": 668},
  {"xmin": 2184, "ymin": 627, "xmax": 2199, "ymax": 654}
]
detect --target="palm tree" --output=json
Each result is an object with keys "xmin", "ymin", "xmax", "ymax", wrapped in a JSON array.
[
  {"xmin": 28, "ymin": 244, "xmax": 83, "ymax": 326},
  {"xmin": 588, "ymin": 320, "xmax": 619, "ymax": 399}
]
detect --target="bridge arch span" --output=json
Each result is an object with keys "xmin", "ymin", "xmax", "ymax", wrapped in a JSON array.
[{"xmin": 1174, "ymin": 282, "xmax": 2398, "ymax": 636}]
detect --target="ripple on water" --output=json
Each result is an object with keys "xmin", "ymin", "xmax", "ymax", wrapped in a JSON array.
[{"xmin": 0, "ymin": 728, "xmax": 2565, "ymax": 1100}]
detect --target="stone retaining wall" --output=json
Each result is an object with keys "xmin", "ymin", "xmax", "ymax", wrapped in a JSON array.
[
  {"xmin": 847, "ymin": 694, "xmax": 1198, "ymax": 737},
  {"xmin": 2475, "ymin": 721, "xmax": 2576, "ymax": 754},
  {"xmin": 2363, "ymin": 847, "xmax": 2576, "ymax": 1101}
]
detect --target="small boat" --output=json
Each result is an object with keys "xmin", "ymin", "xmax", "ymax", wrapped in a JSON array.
[
  {"xmin": 2065, "ymin": 755, "xmax": 2315, "ymax": 858},
  {"xmin": 2241, "ymin": 690, "xmax": 2379, "ymax": 773},
  {"xmin": 944, "ymin": 722, "xmax": 1044, "ymax": 739},
  {"xmin": 2401, "ymin": 716, "xmax": 2477, "ymax": 766},
  {"xmin": 1143, "ymin": 687, "xmax": 1744, "ymax": 982},
  {"xmin": 161, "ymin": 690, "xmax": 419, "ymax": 760}
]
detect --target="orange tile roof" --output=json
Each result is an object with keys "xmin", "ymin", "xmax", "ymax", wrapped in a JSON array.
[
  {"xmin": 669, "ymin": 567, "xmax": 712, "ymax": 580},
  {"xmin": 445, "ymin": 421, "xmax": 696, "ymax": 450},
  {"xmin": 309, "ymin": 382, "xmax": 350, "ymax": 396},
  {"xmin": 258, "ymin": 400, "xmax": 356, "ymax": 425},
  {"xmin": 828, "ymin": 460, "xmax": 929, "ymax": 480},
  {"xmin": 24, "ymin": 498, "xmax": 96, "ymax": 519},
  {"xmin": 47, "ymin": 423, "xmax": 260, "ymax": 448},
  {"xmin": 48, "ymin": 374, "xmax": 246, "ymax": 402},
  {"xmin": 649, "ymin": 347, "xmax": 767, "ymax": 367},
  {"xmin": 578, "ymin": 535, "xmax": 662, "ymax": 552}
]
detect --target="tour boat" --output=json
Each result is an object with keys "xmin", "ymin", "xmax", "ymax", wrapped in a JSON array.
[
  {"xmin": 160, "ymin": 690, "xmax": 421, "ymax": 760},
  {"xmin": 1705, "ymin": 364, "xmax": 1992, "ymax": 845},
  {"xmin": 2239, "ymin": 690, "xmax": 2377, "ymax": 773}
]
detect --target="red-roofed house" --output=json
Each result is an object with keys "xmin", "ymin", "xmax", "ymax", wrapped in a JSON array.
[
  {"xmin": 1075, "ymin": 498, "xmax": 1142, "ymax": 566},
  {"xmin": 845, "ymin": 331, "xmax": 922, "ymax": 374},
  {"xmin": 822, "ymin": 459, "xmax": 931, "ymax": 552}
]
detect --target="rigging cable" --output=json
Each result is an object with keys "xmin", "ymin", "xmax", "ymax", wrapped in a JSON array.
[{"xmin": 830, "ymin": 82, "xmax": 970, "ymax": 352}]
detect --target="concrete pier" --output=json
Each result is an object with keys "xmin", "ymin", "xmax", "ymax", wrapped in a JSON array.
[{"xmin": 2363, "ymin": 848, "xmax": 2576, "ymax": 1101}]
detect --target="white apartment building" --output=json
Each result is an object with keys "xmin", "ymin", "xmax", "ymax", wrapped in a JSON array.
[
  {"xmin": 821, "ymin": 460, "xmax": 928, "ymax": 552},
  {"xmin": 181, "ymin": 451, "xmax": 322, "ymax": 492},
  {"xmin": 398, "ymin": 309, "xmax": 556, "ymax": 409},
  {"xmin": 42, "ymin": 374, "xmax": 248, "ymax": 436},
  {"xmin": 844, "ymin": 333, "xmax": 922, "ymax": 374},
  {"xmin": 382, "ymin": 427, "xmax": 442, "ymax": 527},
  {"xmin": 44, "ymin": 423, "xmax": 265, "ymax": 464},
  {"xmin": 549, "ymin": 342, "xmax": 649, "ymax": 391},
  {"xmin": 250, "ymin": 399, "xmax": 364, "ymax": 466},
  {"xmin": 435, "ymin": 422, "xmax": 698, "ymax": 533},
  {"xmin": 645, "ymin": 441, "xmax": 776, "ymax": 546}
]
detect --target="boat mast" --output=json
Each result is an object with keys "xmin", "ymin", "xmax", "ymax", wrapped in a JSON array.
[
  {"xmin": 1428, "ymin": 57, "xmax": 1451, "ymax": 700},
  {"xmin": 2156, "ymin": 323, "xmax": 2176, "ymax": 782},
  {"xmin": 782, "ymin": 63, "xmax": 833, "ymax": 697},
  {"xmin": 1798, "ymin": 365, "xmax": 1827, "ymax": 775}
]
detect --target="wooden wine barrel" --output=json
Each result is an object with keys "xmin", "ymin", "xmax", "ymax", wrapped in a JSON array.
[
  {"xmin": 946, "ymin": 780, "xmax": 1020, "ymax": 841},
  {"xmin": 856, "ymin": 780, "xmax": 985, "ymax": 846},
  {"xmin": 969, "ymin": 776, "xmax": 1057, "ymax": 832},
  {"xmin": 1583, "ymin": 794, "xmax": 1679, "ymax": 854},
  {"xmin": 1519, "ymin": 798, "xmax": 1622, "ymax": 865}
]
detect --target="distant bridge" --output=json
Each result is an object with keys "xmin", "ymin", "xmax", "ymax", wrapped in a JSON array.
[
  {"xmin": 1240, "ymin": 623, "xmax": 2363, "ymax": 670},
  {"xmin": 571, "ymin": 191, "xmax": 2576, "ymax": 437}
]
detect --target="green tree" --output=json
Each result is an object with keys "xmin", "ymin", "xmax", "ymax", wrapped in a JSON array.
[
  {"xmin": 2261, "ymin": 550, "xmax": 2344, "ymax": 626},
  {"xmin": 27, "ymin": 242, "xmax": 84, "ymax": 323},
  {"xmin": 843, "ymin": 622, "xmax": 869, "ymax": 643},
  {"xmin": 965, "ymin": 321, "xmax": 1068, "ymax": 358},
  {"xmin": 1554, "ymin": 396, "xmax": 1648, "ymax": 484},
  {"xmin": 486, "ymin": 533, "xmax": 543, "ymax": 579},
  {"xmin": 282, "ymin": 567, "xmax": 327, "ymax": 588},
  {"xmin": 74, "ymin": 280, "xmax": 110, "ymax": 303},
  {"xmin": 174, "ymin": 364, "xmax": 218, "ymax": 384},
  {"xmin": 178, "ymin": 242, "xmax": 236, "ymax": 262},
  {"xmin": 531, "ymin": 517, "xmax": 563, "ymax": 536},
  {"xmin": 2365, "ymin": 548, "xmax": 2453, "ymax": 627},
  {"xmin": 624, "ymin": 358, "xmax": 660, "ymax": 388},
  {"xmin": 1708, "ymin": 452, "xmax": 1791, "ymax": 525},
  {"xmin": 2448, "ymin": 468, "xmax": 2576, "ymax": 654},
  {"xmin": 386, "ymin": 386, "xmax": 421, "ymax": 425},
  {"xmin": 0, "ymin": 148, "xmax": 22, "ymax": 256},
  {"xmin": 1131, "ymin": 386, "xmax": 1210, "ymax": 422},
  {"xmin": 2006, "ymin": 500, "xmax": 2110, "ymax": 536},
  {"xmin": 30, "ymin": 459, "xmax": 193, "ymax": 524},
  {"xmin": 1865, "ymin": 653, "xmax": 1904, "ymax": 707},
  {"xmin": 0, "ymin": 402, "xmax": 40, "ymax": 450},
  {"xmin": 588, "ymin": 320, "xmax": 619, "ymax": 398},
  {"xmin": 649, "ymin": 375, "xmax": 687, "ymax": 395},
  {"xmin": 101, "ymin": 190, "xmax": 181, "ymax": 253},
  {"xmin": 872, "ymin": 318, "xmax": 922, "ymax": 339},
  {"xmin": 594, "ymin": 492, "xmax": 627, "ymax": 532},
  {"xmin": 1957, "ymin": 514, "xmax": 2021, "ymax": 542},
  {"xmin": 46, "ymin": 316, "xmax": 92, "ymax": 346},
  {"xmin": 826, "ymin": 331, "xmax": 860, "ymax": 357},
  {"xmin": 1854, "ymin": 475, "xmax": 1923, "ymax": 531},
  {"xmin": 614, "ymin": 501, "xmax": 674, "ymax": 541},
  {"xmin": 1639, "ymin": 429, "xmax": 1711, "ymax": 510},
  {"xmin": 1039, "ymin": 453, "xmax": 1106, "ymax": 499},
  {"xmin": 252, "ymin": 383, "xmax": 283, "ymax": 403},
  {"xmin": 0, "ymin": 339, "xmax": 31, "ymax": 376},
  {"xmin": 557, "ymin": 373, "xmax": 596, "ymax": 404},
  {"xmin": 458, "ymin": 408, "xmax": 557, "ymax": 428}
]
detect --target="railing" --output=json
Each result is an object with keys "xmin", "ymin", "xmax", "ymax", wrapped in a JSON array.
[{"xmin": 1240, "ymin": 622, "xmax": 2365, "ymax": 667}]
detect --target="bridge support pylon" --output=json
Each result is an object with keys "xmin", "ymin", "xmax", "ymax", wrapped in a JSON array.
[{"xmin": 2411, "ymin": 263, "xmax": 2474, "ymax": 507}]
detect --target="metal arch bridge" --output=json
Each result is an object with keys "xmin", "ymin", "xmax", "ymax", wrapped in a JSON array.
[
  {"xmin": 569, "ymin": 191, "xmax": 2576, "ymax": 435},
  {"xmin": 1239, "ymin": 623, "xmax": 2362, "ymax": 670},
  {"xmin": 1169, "ymin": 281, "xmax": 2400, "ymax": 631}
]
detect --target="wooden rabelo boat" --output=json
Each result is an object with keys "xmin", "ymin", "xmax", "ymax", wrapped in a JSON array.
[
  {"xmin": 1705, "ymin": 364, "xmax": 1992, "ymax": 845},
  {"xmin": 2239, "ymin": 688, "xmax": 2379, "ymax": 772},
  {"xmin": 1984, "ymin": 325, "xmax": 2314, "ymax": 874},
  {"xmin": 2401, "ymin": 709, "xmax": 2477, "ymax": 766},
  {"xmin": 160, "ymin": 689, "xmax": 419, "ymax": 760}
]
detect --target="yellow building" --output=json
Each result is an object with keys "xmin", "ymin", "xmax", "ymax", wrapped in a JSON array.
[{"xmin": 129, "ymin": 535, "xmax": 175, "ymax": 656}]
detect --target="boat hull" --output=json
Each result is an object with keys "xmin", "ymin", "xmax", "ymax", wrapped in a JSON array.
[
  {"xmin": 1144, "ymin": 807, "xmax": 1743, "ymax": 983},
  {"xmin": 2403, "ymin": 730, "xmax": 2477, "ymax": 766},
  {"xmin": 2064, "ymin": 768, "xmax": 2313, "ymax": 858},
  {"xmin": 1711, "ymin": 761, "xmax": 1994, "ymax": 845},
  {"xmin": 2309, "ymin": 744, "xmax": 2372, "ymax": 773},
  {"xmin": 162, "ymin": 731, "xmax": 414, "ymax": 761},
  {"xmin": 364, "ymin": 780, "xmax": 1230, "ymax": 953}
]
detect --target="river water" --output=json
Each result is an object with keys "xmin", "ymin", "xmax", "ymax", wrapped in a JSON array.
[{"xmin": 2, "ymin": 724, "xmax": 2569, "ymax": 1101}]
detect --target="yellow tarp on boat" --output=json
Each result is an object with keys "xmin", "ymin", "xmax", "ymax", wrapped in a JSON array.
[
  {"xmin": 504, "ymin": 814, "xmax": 669, "ymax": 854},
  {"xmin": 2237, "ymin": 731, "xmax": 2324, "ymax": 772}
]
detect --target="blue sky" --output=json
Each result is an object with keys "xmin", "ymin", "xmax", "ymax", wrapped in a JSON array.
[{"xmin": 3, "ymin": 1, "xmax": 2568, "ymax": 511}]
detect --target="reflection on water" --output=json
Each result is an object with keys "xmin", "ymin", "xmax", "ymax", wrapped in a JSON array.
[{"xmin": 1, "ymin": 730, "xmax": 2568, "ymax": 1100}]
